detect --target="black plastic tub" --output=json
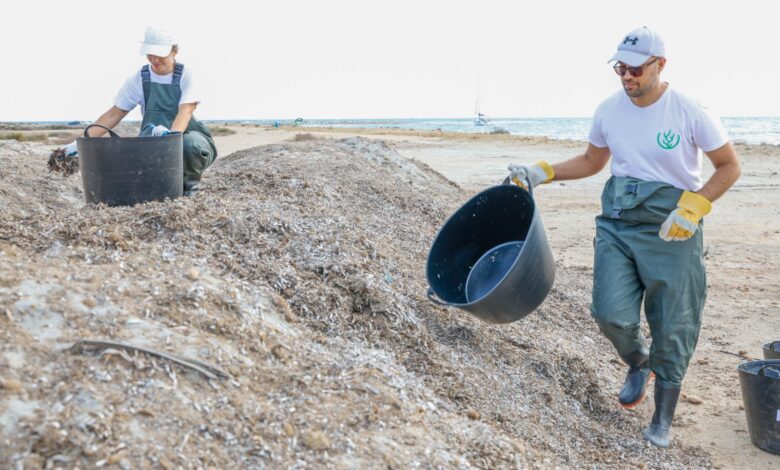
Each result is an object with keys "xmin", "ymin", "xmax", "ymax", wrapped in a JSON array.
[
  {"xmin": 764, "ymin": 342, "xmax": 780, "ymax": 360},
  {"xmin": 425, "ymin": 182, "xmax": 555, "ymax": 324},
  {"xmin": 78, "ymin": 124, "xmax": 183, "ymax": 206},
  {"xmin": 738, "ymin": 360, "xmax": 780, "ymax": 455}
]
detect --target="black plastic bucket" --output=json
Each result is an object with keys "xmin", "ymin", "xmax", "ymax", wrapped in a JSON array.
[
  {"xmin": 764, "ymin": 342, "xmax": 780, "ymax": 360},
  {"xmin": 738, "ymin": 360, "xmax": 780, "ymax": 455},
  {"xmin": 426, "ymin": 182, "xmax": 555, "ymax": 323},
  {"xmin": 78, "ymin": 124, "xmax": 183, "ymax": 206}
]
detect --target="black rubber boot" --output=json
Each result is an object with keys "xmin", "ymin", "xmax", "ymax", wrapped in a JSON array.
[
  {"xmin": 183, "ymin": 178, "xmax": 200, "ymax": 197},
  {"xmin": 643, "ymin": 381, "xmax": 681, "ymax": 447},
  {"xmin": 619, "ymin": 348, "xmax": 653, "ymax": 408}
]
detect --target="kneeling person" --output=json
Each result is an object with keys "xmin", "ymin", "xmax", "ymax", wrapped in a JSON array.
[{"xmin": 59, "ymin": 23, "xmax": 217, "ymax": 196}]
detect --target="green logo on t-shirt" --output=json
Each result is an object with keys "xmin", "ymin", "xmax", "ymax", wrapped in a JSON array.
[{"xmin": 657, "ymin": 130, "xmax": 681, "ymax": 150}]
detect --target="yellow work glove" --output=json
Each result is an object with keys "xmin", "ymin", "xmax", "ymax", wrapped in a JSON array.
[
  {"xmin": 659, "ymin": 191, "xmax": 712, "ymax": 241},
  {"xmin": 507, "ymin": 161, "xmax": 555, "ymax": 189}
]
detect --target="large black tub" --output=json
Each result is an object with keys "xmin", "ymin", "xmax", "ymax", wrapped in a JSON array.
[
  {"xmin": 738, "ymin": 360, "xmax": 780, "ymax": 455},
  {"xmin": 426, "ymin": 182, "xmax": 555, "ymax": 324},
  {"xmin": 78, "ymin": 124, "xmax": 183, "ymax": 206}
]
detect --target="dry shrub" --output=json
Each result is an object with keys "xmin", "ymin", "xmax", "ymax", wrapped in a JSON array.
[
  {"xmin": 293, "ymin": 133, "xmax": 317, "ymax": 141},
  {"xmin": 0, "ymin": 131, "xmax": 48, "ymax": 142},
  {"xmin": 209, "ymin": 126, "xmax": 236, "ymax": 136}
]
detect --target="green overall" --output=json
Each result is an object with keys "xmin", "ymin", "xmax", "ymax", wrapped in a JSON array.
[
  {"xmin": 591, "ymin": 176, "xmax": 707, "ymax": 386},
  {"xmin": 140, "ymin": 63, "xmax": 217, "ymax": 191}
]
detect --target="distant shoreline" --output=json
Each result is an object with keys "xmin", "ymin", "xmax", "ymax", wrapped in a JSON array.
[
  {"xmin": 2, "ymin": 120, "xmax": 779, "ymax": 150},
  {"xmin": 3, "ymin": 116, "xmax": 779, "ymax": 146}
]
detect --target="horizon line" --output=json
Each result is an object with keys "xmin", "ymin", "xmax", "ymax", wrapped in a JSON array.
[{"xmin": 3, "ymin": 115, "xmax": 779, "ymax": 123}]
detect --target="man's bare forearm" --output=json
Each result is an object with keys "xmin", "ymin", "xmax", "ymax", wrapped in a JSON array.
[
  {"xmin": 697, "ymin": 142, "xmax": 741, "ymax": 203},
  {"xmin": 551, "ymin": 144, "xmax": 611, "ymax": 181},
  {"xmin": 171, "ymin": 104, "xmax": 197, "ymax": 133},
  {"xmin": 696, "ymin": 162, "xmax": 740, "ymax": 202},
  {"xmin": 86, "ymin": 106, "xmax": 128, "ymax": 137}
]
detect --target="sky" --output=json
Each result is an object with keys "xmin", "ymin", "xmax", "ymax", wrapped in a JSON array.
[{"xmin": 2, "ymin": 0, "xmax": 778, "ymax": 121}]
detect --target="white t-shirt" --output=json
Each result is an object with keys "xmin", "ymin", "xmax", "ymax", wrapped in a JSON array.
[
  {"xmin": 588, "ymin": 84, "xmax": 729, "ymax": 191},
  {"xmin": 114, "ymin": 65, "xmax": 200, "ymax": 116}
]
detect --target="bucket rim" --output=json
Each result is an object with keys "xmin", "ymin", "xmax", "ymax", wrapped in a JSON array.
[
  {"xmin": 764, "ymin": 341, "xmax": 780, "ymax": 352},
  {"xmin": 77, "ymin": 134, "xmax": 183, "ymax": 143},
  {"xmin": 737, "ymin": 359, "xmax": 780, "ymax": 375}
]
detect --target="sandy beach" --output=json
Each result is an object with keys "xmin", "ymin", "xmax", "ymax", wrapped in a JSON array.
[
  {"xmin": 216, "ymin": 124, "xmax": 780, "ymax": 468},
  {"xmin": 0, "ymin": 124, "xmax": 778, "ymax": 468}
]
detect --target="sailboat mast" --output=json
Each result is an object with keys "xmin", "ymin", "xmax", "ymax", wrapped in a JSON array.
[
  {"xmin": 475, "ymin": 72, "xmax": 480, "ymax": 116},
  {"xmin": 475, "ymin": 82, "xmax": 480, "ymax": 116}
]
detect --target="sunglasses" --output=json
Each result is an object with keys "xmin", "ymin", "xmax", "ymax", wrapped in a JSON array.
[{"xmin": 613, "ymin": 57, "xmax": 659, "ymax": 77}]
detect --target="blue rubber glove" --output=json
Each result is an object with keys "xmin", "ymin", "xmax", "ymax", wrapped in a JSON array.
[{"xmin": 63, "ymin": 141, "xmax": 78, "ymax": 156}]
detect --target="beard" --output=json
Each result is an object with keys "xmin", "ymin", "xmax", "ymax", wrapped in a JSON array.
[
  {"xmin": 622, "ymin": 76, "xmax": 657, "ymax": 98},
  {"xmin": 623, "ymin": 84, "xmax": 643, "ymax": 98}
]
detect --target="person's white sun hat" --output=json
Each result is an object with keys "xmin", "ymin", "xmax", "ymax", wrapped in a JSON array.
[
  {"xmin": 609, "ymin": 26, "xmax": 666, "ymax": 67},
  {"xmin": 139, "ymin": 24, "xmax": 175, "ymax": 57}
]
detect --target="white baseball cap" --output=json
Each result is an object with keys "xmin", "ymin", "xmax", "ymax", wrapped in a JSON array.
[
  {"xmin": 139, "ymin": 24, "xmax": 175, "ymax": 57},
  {"xmin": 609, "ymin": 26, "xmax": 666, "ymax": 67}
]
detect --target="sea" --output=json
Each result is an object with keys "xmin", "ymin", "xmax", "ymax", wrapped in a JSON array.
[
  {"xmin": 214, "ymin": 117, "xmax": 780, "ymax": 146},
  {"xmin": 12, "ymin": 117, "xmax": 780, "ymax": 145}
]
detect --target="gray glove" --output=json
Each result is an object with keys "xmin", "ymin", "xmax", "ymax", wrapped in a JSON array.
[
  {"xmin": 63, "ymin": 140, "xmax": 78, "ymax": 156},
  {"xmin": 151, "ymin": 125, "xmax": 170, "ymax": 136}
]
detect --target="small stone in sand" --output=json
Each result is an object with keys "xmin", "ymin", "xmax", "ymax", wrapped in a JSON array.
[
  {"xmin": 271, "ymin": 344, "xmax": 291, "ymax": 362},
  {"xmin": 107, "ymin": 451, "xmax": 126, "ymax": 465},
  {"xmin": 273, "ymin": 295, "xmax": 296, "ymax": 322},
  {"xmin": 186, "ymin": 268, "xmax": 200, "ymax": 281},
  {"xmin": 685, "ymin": 394, "xmax": 703, "ymax": 405},
  {"xmin": 0, "ymin": 377, "xmax": 22, "ymax": 393},
  {"xmin": 511, "ymin": 439, "xmax": 525, "ymax": 454},
  {"xmin": 466, "ymin": 409, "xmax": 480, "ymax": 420},
  {"xmin": 301, "ymin": 430, "xmax": 330, "ymax": 450}
]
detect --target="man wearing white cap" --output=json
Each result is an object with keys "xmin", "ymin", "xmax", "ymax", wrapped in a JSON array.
[
  {"xmin": 58, "ymin": 24, "xmax": 217, "ymax": 195},
  {"xmin": 508, "ymin": 26, "xmax": 741, "ymax": 447}
]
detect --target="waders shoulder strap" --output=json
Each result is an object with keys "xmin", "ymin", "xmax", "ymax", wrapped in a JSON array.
[
  {"xmin": 141, "ymin": 65, "xmax": 151, "ymax": 107},
  {"xmin": 172, "ymin": 63, "xmax": 184, "ymax": 86}
]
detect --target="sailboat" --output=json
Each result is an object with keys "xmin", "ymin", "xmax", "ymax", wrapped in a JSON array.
[{"xmin": 474, "ymin": 80, "xmax": 489, "ymax": 126}]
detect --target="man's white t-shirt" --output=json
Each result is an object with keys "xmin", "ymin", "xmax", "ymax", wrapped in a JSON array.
[
  {"xmin": 114, "ymin": 65, "xmax": 200, "ymax": 116},
  {"xmin": 588, "ymin": 85, "xmax": 729, "ymax": 191}
]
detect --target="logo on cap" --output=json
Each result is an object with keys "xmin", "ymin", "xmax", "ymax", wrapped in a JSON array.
[{"xmin": 623, "ymin": 36, "xmax": 639, "ymax": 46}]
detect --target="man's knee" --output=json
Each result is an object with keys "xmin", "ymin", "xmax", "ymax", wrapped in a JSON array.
[
  {"xmin": 183, "ymin": 132, "xmax": 216, "ymax": 176},
  {"xmin": 590, "ymin": 302, "xmax": 638, "ymax": 327},
  {"xmin": 592, "ymin": 313, "xmax": 639, "ymax": 338}
]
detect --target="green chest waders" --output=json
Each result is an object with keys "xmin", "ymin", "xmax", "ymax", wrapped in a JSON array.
[
  {"xmin": 590, "ymin": 176, "xmax": 706, "ymax": 387},
  {"xmin": 141, "ymin": 64, "xmax": 218, "ymax": 194}
]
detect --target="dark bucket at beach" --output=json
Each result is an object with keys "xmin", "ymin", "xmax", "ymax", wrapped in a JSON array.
[
  {"xmin": 738, "ymin": 360, "xmax": 780, "ymax": 455},
  {"xmin": 78, "ymin": 124, "xmax": 183, "ymax": 207},
  {"xmin": 425, "ymin": 183, "xmax": 555, "ymax": 324},
  {"xmin": 764, "ymin": 342, "xmax": 780, "ymax": 360}
]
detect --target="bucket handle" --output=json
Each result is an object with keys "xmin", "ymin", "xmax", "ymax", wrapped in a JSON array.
[
  {"xmin": 502, "ymin": 175, "xmax": 534, "ymax": 199},
  {"xmin": 769, "ymin": 340, "xmax": 780, "ymax": 351},
  {"xmin": 83, "ymin": 124, "xmax": 119, "ymax": 139},
  {"xmin": 426, "ymin": 287, "xmax": 450, "ymax": 307},
  {"xmin": 758, "ymin": 365, "xmax": 780, "ymax": 377}
]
